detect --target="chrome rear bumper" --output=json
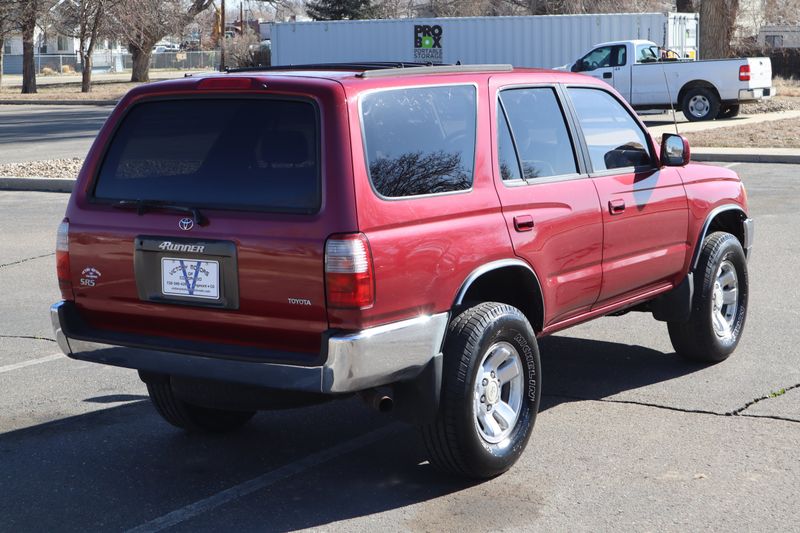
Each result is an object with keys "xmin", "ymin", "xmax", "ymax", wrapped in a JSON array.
[{"xmin": 51, "ymin": 301, "xmax": 447, "ymax": 394}]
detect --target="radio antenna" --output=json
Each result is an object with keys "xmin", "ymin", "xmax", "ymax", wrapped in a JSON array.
[{"xmin": 660, "ymin": 51, "xmax": 679, "ymax": 135}]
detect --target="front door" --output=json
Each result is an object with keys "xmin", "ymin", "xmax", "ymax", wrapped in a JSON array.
[
  {"xmin": 490, "ymin": 81, "xmax": 604, "ymax": 327},
  {"xmin": 565, "ymin": 86, "xmax": 689, "ymax": 305},
  {"xmin": 573, "ymin": 44, "xmax": 629, "ymax": 97}
]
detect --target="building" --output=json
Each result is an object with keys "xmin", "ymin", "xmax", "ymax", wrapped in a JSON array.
[{"xmin": 759, "ymin": 25, "xmax": 800, "ymax": 48}]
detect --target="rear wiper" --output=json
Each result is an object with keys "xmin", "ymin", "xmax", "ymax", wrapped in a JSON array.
[{"xmin": 113, "ymin": 200, "xmax": 208, "ymax": 226}]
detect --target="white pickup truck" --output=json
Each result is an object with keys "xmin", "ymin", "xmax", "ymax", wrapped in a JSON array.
[{"xmin": 560, "ymin": 40, "xmax": 774, "ymax": 121}]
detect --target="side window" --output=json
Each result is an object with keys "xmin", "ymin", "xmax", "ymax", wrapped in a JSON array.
[
  {"xmin": 568, "ymin": 87, "xmax": 653, "ymax": 172},
  {"xmin": 497, "ymin": 107, "xmax": 522, "ymax": 181},
  {"xmin": 499, "ymin": 87, "xmax": 578, "ymax": 180},
  {"xmin": 361, "ymin": 85, "xmax": 476, "ymax": 198},
  {"xmin": 637, "ymin": 44, "xmax": 659, "ymax": 63},
  {"xmin": 577, "ymin": 46, "xmax": 611, "ymax": 71}
]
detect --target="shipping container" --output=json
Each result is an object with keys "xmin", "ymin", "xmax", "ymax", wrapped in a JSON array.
[{"xmin": 270, "ymin": 12, "xmax": 699, "ymax": 68}]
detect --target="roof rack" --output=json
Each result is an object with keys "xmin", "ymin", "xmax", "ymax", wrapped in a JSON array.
[
  {"xmin": 356, "ymin": 63, "xmax": 514, "ymax": 78},
  {"xmin": 225, "ymin": 62, "xmax": 440, "ymax": 74},
  {"xmin": 223, "ymin": 62, "xmax": 515, "ymax": 78}
]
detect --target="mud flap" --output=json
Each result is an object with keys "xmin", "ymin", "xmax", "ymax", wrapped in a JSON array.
[
  {"xmin": 651, "ymin": 273, "xmax": 694, "ymax": 322},
  {"xmin": 391, "ymin": 353, "xmax": 442, "ymax": 425}
]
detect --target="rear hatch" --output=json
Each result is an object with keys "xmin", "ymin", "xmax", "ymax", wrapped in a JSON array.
[
  {"xmin": 745, "ymin": 57, "xmax": 772, "ymax": 90},
  {"xmin": 64, "ymin": 77, "xmax": 356, "ymax": 363}
]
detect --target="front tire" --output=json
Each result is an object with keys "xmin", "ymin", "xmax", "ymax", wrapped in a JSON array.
[
  {"xmin": 146, "ymin": 377, "xmax": 256, "ymax": 432},
  {"xmin": 421, "ymin": 302, "xmax": 541, "ymax": 479},
  {"xmin": 668, "ymin": 232, "xmax": 748, "ymax": 362},
  {"xmin": 682, "ymin": 87, "xmax": 721, "ymax": 122}
]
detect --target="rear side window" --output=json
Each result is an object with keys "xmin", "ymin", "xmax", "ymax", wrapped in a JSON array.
[
  {"xmin": 499, "ymin": 87, "xmax": 578, "ymax": 180},
  {"xmin": 361, "ymin": 85, "xmax": 476, "ymax": 198},
  {"xmin": 567, "ymin": 88, "xmax": 653, "ymax": 172},
  {"xmin": 94, "ymin": 99, "xmax": 319, "ymax": 213}
]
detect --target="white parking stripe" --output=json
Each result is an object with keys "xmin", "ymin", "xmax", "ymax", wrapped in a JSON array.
[
  {"xmin": 0, "ymin": 353, "xmax": 65, "ymax": 374},
  {"xmin": 723, "ymin": 162, "xmax": 741, "ymax": 168},
  {"xmin": 125, "ymin": 423, "xmax": 404, "ymax": 533}
]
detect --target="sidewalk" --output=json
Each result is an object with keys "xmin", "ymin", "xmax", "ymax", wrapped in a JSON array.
[{"xmin": 646, "ymin": 109, "xmax": 800, "ymax": 138}]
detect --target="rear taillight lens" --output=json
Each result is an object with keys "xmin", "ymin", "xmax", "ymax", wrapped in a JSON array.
[
  {"xmin": 325, "ymin": 233, "xmax": 374, "ymax": 309},
  {"xmin": 56, "ymin": 219, "xmax": 73, "ymax": 299},
  {"xmin": 739, "ymin": 65, "xmax": 751, "ymax": 81}
]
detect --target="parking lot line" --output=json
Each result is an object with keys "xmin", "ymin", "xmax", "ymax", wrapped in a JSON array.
[
  {"xmin": 124, "ymin": 422, "xmax": 404, "ymax": 533},
  {"xmin": 0, "ymin": 353, "xmax": 65, "ymax": 374}
]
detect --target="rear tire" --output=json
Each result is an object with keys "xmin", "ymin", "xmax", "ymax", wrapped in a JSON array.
[
  {"xmin": 682, "ymin": 87, "xmax": 720, "ymax": 122},
  {"xmin": 146, "ymin": 377, "xmax": 256, "ymax": 432},
  {"xmin": 420, "ymin": 302, "xmax": 541, "ymax": 479},
  {"xmin": 668, "ymin": 232, "xmax": 748, "ymax": 362},
  {"xmin": 717, "ymin": 104, "xmax": 741, "ymax": 119}
]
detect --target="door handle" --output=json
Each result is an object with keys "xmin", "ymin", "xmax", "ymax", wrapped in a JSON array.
[
  {"xmin": 603, "ymin": 72, "xmax": 612, "ymax": 79},
  {"xmin": 514, "ymin": 215, "xmax": 534, "ymax": 232},
  {"xmin": 608, "ymin": 199, "xmax": 626, "ymax": 215}
]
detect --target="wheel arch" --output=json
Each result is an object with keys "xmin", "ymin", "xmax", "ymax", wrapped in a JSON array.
[
  {"xmin": 690, "ymin": 205, "xmax": 749, "ymax": 271},
  {"xmin": 678, "ymin": 80, "xmax": 721, "ymax": 107},
  {"xmin": 454, "ymin": 259, "xmax": 545, "ymax": 334}
]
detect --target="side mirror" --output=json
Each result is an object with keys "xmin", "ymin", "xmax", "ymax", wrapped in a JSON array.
[
  {"xmin": 660, "ymin": 133, "xmax": 690, "ymax": 166},
  {"xmin": 571, "ymin": 61, "xmax": 582, "ymax": 73}
]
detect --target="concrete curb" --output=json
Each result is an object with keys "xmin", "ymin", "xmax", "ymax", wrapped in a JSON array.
[
  {"xmin": 0, "ymin": 177, "xmax": 75, "ymax": 193},
  {"xmin": 0, "ymin": 99, "xmax": 118, "ymax": 106},
  {"xmin": 691, "ymin": 151, "xmax": 800, "ymax": 164}
]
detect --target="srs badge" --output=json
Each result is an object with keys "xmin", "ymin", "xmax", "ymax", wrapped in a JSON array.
[{"xmin": 80, "ymin": 267, "xmax": 102, "ymax": 287}]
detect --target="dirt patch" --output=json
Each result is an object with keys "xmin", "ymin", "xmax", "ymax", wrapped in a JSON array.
[
  {"xmin": 0, "ymin": 158, "xmax": 83, "ymax": 179},
  {"xmin": 684, "ymin": 116, "xmax": 800, "ymax": 148}
]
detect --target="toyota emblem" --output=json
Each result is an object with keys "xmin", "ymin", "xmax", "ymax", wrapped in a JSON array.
[{"xmin": 178, "ymin": 218, "xmax": 194, "ymax": 231}]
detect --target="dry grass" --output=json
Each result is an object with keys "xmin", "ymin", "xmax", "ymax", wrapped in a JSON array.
[
  {"xmin": 685, "ymin": 116, "xmax": 800, "ymax": 148},
  {"xmin": 774, "ymin": 76, "xmax": 800, "ymax": 98},
  {"xmin": 0, "ymin": 81, "xmax": 141, "ymax": 101}
]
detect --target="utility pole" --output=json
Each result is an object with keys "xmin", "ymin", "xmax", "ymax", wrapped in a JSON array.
[{"xmin": 219, "ymin": 0, "xmax": 226, "ymax": 71}]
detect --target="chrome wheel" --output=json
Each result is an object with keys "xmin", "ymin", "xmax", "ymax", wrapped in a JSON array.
[
  {"xmin": 473, "ymin": 341, "xmax": 524, "ymax": 444},
  {"xmin": 711, "ymin": 259, "xmax": 738, "ymax": 340},
  {"xmin": 688, "ymin": 94, "xmax": 711, "ymax": 118}
]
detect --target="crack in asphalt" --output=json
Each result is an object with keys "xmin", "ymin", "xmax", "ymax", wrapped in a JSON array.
[
  {"xmin": 0, "ymin": 334, "xmax": 56, "ymax": 343},
  {"xmin": 544, "ymin": 391, "xmax": 800, "ymax": 425},
  {"xmin": 0, "ymin": 252, "xmax": 55, "ymax": 269}
]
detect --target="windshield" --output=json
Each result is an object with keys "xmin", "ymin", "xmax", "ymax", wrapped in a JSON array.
[{"xmin": 93, "ymin": 98, "xmax": 320, "ymax": 214}]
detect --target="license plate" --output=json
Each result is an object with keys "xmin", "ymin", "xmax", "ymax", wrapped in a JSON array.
[{"xmin": 161, "ymin": 258, "xmax": 220, "ymax": 300}]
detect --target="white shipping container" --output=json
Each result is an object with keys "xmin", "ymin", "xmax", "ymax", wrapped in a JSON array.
[{"xmin": 270, "ymin": 13, "xmax": 699, "ymax": 68}]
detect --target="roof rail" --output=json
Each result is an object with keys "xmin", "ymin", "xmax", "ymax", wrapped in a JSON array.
[
  {"xmin": 225, "ymin": 62, "xmax": 440, "ymax": 74},
  {"xmin": 356, "ymin": 64, "xmax": 514, "ymax": 78}
]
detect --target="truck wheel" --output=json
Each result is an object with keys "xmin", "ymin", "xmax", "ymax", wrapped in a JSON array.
[
  {"xmin": 682, "ymin": 87, "xmax": 720, "ymax": 121},
  {"xmin": 146, "ymin": 377, "xmax": 256, "ymax": 432},
  {"xmin": 668, "ymin": 232, "xmax": 748, "ymax": 362},
  {"xmin": 420, "ymin": 302, "xmax": 541, "ymax": 479},
  {"xmin": 717, "ymin": 104, "xmax": 741, "ymax": 119}
]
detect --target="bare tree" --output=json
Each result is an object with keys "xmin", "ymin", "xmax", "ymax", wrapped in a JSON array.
[
  {"xmin": 17, "ymin": 0, "xmax": 42, "ymax": 93},
  {"xmin": 111, "ymin": 0, "xmax": 214, "ymax": 82},
  {"xmin": 699, "ymin": 0, "xmax": 739, "ymax": 58},
  {"xmin": 52, "ymin": 0, "xmax": 115, "ymax": 92}
]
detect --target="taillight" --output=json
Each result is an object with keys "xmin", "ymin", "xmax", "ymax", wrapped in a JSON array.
[
  {"xmin": 56, "ymin": 219, "xmax": 73, "ymax": 299},
  {"xmin": 739, "ymin": 65, "xmax": 751, "ymax": 81},
  {"xmin": 325, "ymin": 233, "xmax": 374, "ymax": 309}
]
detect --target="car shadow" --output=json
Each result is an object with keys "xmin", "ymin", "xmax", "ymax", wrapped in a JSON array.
[{"xmin": 0, "ymin": 336, "xmax": 704, "ymax": 531}]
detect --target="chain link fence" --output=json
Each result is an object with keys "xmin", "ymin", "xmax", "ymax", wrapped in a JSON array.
[{"xmin": 2, "ymin": 51, "xmax": 224, "ymax": 75}]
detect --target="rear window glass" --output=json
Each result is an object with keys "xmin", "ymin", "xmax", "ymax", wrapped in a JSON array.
[
  {"xmin": 93, "ymin": 99, "xmax": 319, "ymax": 213},
  {"xmin": 361, "ymin": 85, "xmax": 476, "ymax": 198}
]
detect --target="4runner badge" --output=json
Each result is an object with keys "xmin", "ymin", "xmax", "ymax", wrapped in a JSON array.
[
  {"xmin": 158, "ymin": 241, "xmax": 206, "ymax": 253},
  {"xmin": 178, "ymin": 218, "xmax": 194, "ymax": 231}
]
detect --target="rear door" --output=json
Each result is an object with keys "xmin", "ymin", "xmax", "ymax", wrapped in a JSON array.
[
  {"xmin": 565, "ymin": 86, "xmax": 689, "ymax": 306},
  {"xmin": 490, "ymin": 80, "xmax": 603, "ymax": 326},
  {"xmin": 66, "ymin": 80, "xmax": 355, "ymax": 360}
]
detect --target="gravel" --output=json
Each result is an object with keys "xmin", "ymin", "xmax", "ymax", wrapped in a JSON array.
[
  {"xmin": 742, "ymin": 96, "xmax": 800, "ymax": 114},
  {"xmin": 0, "ymin": 158, "xmax": 83, "ymax": 179}
]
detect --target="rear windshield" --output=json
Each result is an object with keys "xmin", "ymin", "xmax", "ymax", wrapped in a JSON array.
[
  {"xmin": 93, "ymin": 98, "xmax": 320, "ymax": 213},
  {"xmin": 361, "ymin": 85, "xmax": 476, "ymax": 198}
]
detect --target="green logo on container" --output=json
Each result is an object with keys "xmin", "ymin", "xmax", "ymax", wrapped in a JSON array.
[{"xmin": 413, "ymin": 25, "xmax": 443, "ymax": 63}]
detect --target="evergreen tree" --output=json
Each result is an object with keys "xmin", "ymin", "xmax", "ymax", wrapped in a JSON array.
[{"xmin": 305, "ymin": 0, "xmax": 375, "ymax": 20}]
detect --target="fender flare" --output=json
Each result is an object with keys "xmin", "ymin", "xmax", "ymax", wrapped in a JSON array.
[{"xmin": 690, "ymin": 204, "xmax": 748, "ymax": 271}]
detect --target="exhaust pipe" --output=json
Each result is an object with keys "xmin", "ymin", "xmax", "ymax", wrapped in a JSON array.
[{"xmin": 361, "ymin": 389, "xmax": 393, "ymax": 413}]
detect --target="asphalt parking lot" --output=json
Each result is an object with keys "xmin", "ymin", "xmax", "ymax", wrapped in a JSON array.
[{"xmin": 1, "ymin": 162, "xmax": 798, "ymax": 532}]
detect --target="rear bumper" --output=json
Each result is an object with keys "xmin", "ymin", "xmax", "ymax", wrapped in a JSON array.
[
  {"xmin": 51, "ymin": 301, "xmax": 447, "ymax": 394},
  {"xmin": 738, "ymin": 86, "xmax": 774, "ymax": 102}
]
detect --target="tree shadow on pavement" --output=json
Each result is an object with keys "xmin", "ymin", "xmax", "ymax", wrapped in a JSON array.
[{"xmin": 0, "ymin": 336, "xmax": 704, "ymax": 532}]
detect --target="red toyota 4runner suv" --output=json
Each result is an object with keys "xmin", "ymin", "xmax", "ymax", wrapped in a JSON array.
[{"xmin": 51, "ymin": 63, "xmax": 752, "ymax": 478}]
